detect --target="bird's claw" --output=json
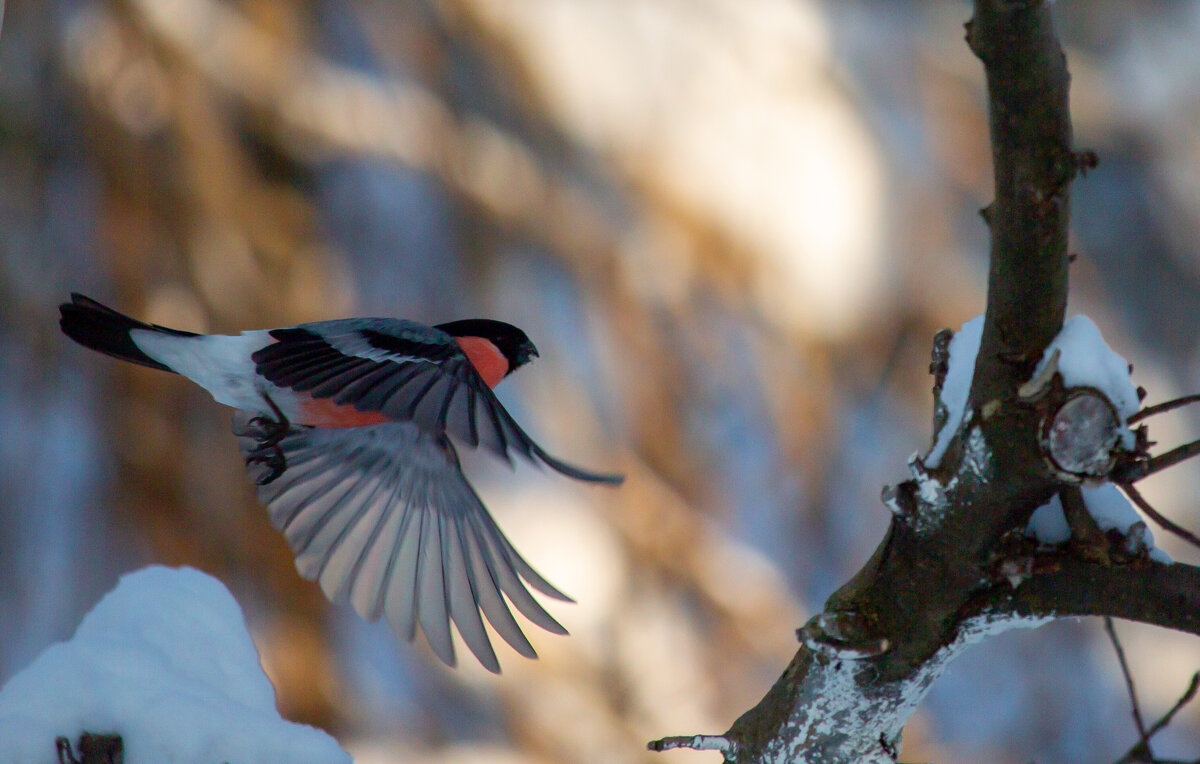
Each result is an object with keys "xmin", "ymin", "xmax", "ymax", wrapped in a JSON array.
[
  {"xmin": 247, "ymin": 446, "xmax": 287, "ymax": 485},
  {"xmin": 244, "ymin": 393, "xmax": 291, "ymax": 485}
]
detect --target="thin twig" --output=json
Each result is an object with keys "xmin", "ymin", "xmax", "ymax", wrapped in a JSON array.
[
  {"xmin": 1105, "ymin": 617, "xmax": 1152, "ymax": 758},
  {"xmin": 1115, "ymin": 672, "xmax": 1200, "ymax": 764},
  {"xmin": 1126, "ymin": 439, "xmax": 1200, "ymax": 483},
  {"xmin": 1147, "ymin": 672, "xmax": 1200, "ymax": 740},
  {"xmin": 1128, "ymin": 394, "xmax": 1200, "ymax": 425},
  {"xmin": 1120, "ymin": 482, "xmax": 1200, "ymax": 552}
]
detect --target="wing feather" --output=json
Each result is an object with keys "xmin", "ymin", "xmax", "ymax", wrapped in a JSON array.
[
  {"xmin": 455, "ymin": 515, "xmax": 537, "ymax": 658},
  {"xmin": 382, "ymin": 492, "xmax": 422, "ymax": 642},
  {"xmin": 307, "ymin": 359, "xmax": 378, "ymax": 398},
  {"xmin": 332, "ymin": 362, "xmax": 416, "ymax": 406},
  {"xmin": 378, "ymin": 365, "xmax": 443, "ymax": 420},
  {"xmin": 314, "ymin": 473, "xmax": 391, "ymax": 602},
  {"xmin": 443, "ymin": 385, "xmax": 477, "ymax": 447},
  {"xmin": 352, "ymin": 364, "xmax": 427, "ymax": 412},
  {"xmin": 442, "ymin": 513, "xmax": 499, "ymax": 671},
  {"xmin": 412, "ymin": 375, "xmax": 457, "ymax": 427},
  {"xmin": 415, "ymin": 505, "xmax": 454, "ymax": 666},
  {"xmin": 234, "ymin": 413, "xmax": 566, "ymax": 672},
  {"xmin": 466, "ymin": 512, "xmax": 567, "ymax": 636},
  {"xmin": 345, "ymin": 477, "xmax": 406, "ymax": 621}
]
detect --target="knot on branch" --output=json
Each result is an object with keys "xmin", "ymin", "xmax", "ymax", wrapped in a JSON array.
[{"xmin": 797, "ymin": 611, "xmax": 891, "ymax": 660}]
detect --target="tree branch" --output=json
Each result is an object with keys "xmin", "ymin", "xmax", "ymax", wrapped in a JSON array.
[
  {"xmin": 968, "ymin": 557, "xmax": 1200, "ymax": 637},
  {"xmin": 1128, "ymin": 393, "xmax": 1200, "ymax": 425},
  {"xmin": 1121, "ymin": 483, "xmax": 1200, "ymax": 553},
  {"xmin": 966, "ymin": 0, "xmax": 1073, "ymax": 406}
]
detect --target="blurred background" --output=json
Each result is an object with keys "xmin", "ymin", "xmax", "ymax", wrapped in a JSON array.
[{"xmin": 1, "ymin": 0, "xmax": 1199, "ymax": 761}]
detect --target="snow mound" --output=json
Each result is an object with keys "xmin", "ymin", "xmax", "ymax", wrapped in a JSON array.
[
  {"xmin": 1032, "ymin": 315, "xmax": 1140, "ymax": 449},
  {"xmin": 0, "ymin": 565, "xmax": 350, "ymax": 763}
]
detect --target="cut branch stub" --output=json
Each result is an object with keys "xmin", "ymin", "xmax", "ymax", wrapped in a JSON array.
[{"xmin": 1040, "ymin": 387, "xmax": 1121, "ymax": 481}]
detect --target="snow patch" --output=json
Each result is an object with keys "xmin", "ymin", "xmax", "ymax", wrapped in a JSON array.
[
  {"xmin": 929, "ymin": 315, "xmax": 1137, "ymax": 469},
  {"xmin": 765, "ymin": 610, "xmax": 1050, "ymax": 763},
  {"xmin": 954, "ymin": 610, "xmax": 1054, "ymax": 643},
  {"xmin": 1027, "ymin": 497, "xmax": 1071, "ymax": 545},
  {"xmin": 1083, "ymin": 483, "xmax": 1141, "ymax": 532},
  {"xmin": 0, "ymin": 566, "xmax": 350, "ymax": 763},
  {"xmin": 1032, "ymin": 315, "xmax": 1140, "ymax": 448},
  {"xmin": 915, "ymin": 474, "xmax": 944, "ymax": 506},
  {"xmin": 1025, "ymin": 485, "xmax": 1172, "ymax": 563},
  {"xmin": 1082, "ymin": 484, "xmax": 1171, "ymax": 563},
  {"xmin": 927, "ymin": 315, "xmax": 984, "ymax": 469}
]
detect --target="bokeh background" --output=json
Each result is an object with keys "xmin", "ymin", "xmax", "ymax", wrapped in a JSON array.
[{"xmin": 2, "ymin": 1, "xmax": 1199, "ymax": 762}]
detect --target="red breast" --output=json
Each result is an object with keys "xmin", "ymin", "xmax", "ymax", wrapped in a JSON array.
[{"xmin": 455, "ymin": 336, "xmax": 509, "ymax": 388}]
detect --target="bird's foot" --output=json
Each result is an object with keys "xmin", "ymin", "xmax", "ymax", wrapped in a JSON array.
[
  {"xmin": 246, "ymin": 444, "xmax": 287, "ymax": 486},
  {"xmin": 245, "ymin": 393, "xmax": 291, "ymax": 485}
]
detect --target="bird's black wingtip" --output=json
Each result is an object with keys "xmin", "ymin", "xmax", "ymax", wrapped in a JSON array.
[
  {"xmin": 532, "ymin": 444, "xmax": 625, "ymax": 487},
  {"xmin": 566, "ymin": 464, "xmax": 625, "ymax": 486},
  {"xmin": 598, "ymin": 472, "xmax": 625, "ymax": 486}
]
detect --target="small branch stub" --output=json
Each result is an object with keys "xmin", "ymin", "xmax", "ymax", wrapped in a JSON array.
[
  {"xmin": 56, "ymin": 733, "xmax": 123, "ymax": 764},
  {"xmin": 647, "ymin": 734, "xmax": 733, "ymax": 754},
  {"xmin": 1018, "ymin": 348, "xmax": 1060, "ymax": 403}
]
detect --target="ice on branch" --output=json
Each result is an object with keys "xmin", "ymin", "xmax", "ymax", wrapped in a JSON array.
[
  {"xmin": 927, "ymin": 314, "xmax": 984, "ymax": 468},
  {"xmin": 0, "ymin": 566, "xmax": 350, "ymax": 764}
]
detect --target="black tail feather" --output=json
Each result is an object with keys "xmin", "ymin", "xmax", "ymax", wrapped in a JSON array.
[{"xmin": 59, "ymin": 293, "xmax": 198, "ymax": 372}]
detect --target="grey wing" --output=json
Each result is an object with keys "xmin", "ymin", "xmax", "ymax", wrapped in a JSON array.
[{"xmin": 233, "ymin": 412, "xmax": 571, "ymax": 673}]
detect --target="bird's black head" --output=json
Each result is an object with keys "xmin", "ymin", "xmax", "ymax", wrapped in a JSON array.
[{"xmin": 435, "ymin": 319, "xmax": 539, "ymax": 375}]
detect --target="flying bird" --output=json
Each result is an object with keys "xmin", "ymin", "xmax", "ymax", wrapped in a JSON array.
[{"xmin": 59, "ymin": 293, "xmax": 622, "ymax": 672}]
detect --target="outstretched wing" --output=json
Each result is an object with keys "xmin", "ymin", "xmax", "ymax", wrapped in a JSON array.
[
  {"xmin": 252, "ymin": 320, "xmax": 622, "ymax": 484},
  {"xmin": 234, "ymin": 412, "xmax": 571, "ymax": 672}
]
